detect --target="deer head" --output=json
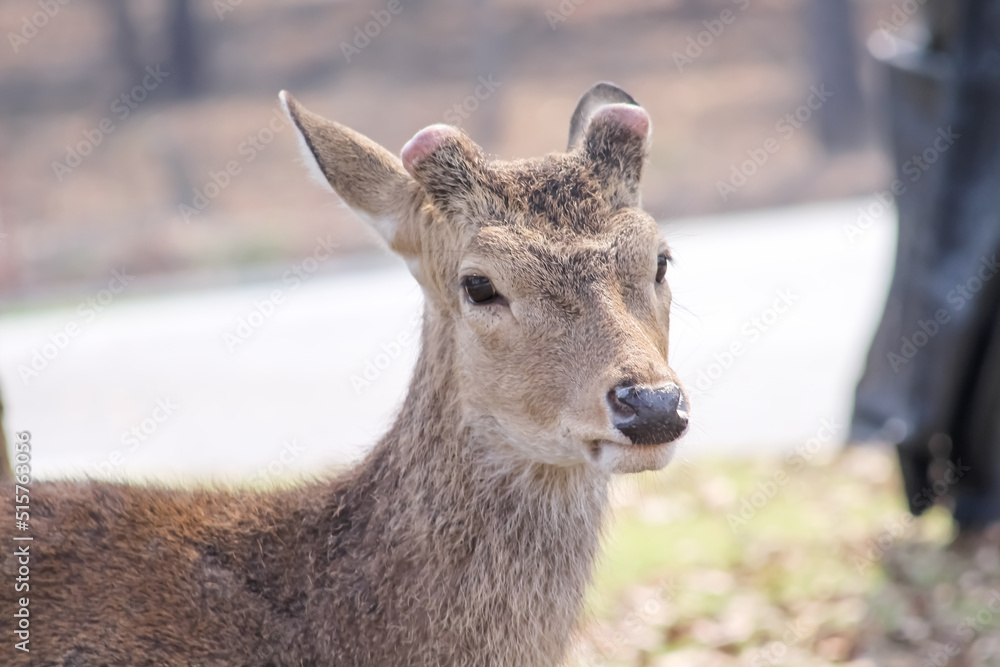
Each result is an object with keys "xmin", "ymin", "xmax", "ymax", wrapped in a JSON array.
[{"xmin": 280, "ymin": 82, "xmax": 688, "ymax": 475}]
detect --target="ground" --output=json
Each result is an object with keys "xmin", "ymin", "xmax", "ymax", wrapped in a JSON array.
[{"xmin": 577, "ymin": 447, "xmax": 1000, "ymax": 666}]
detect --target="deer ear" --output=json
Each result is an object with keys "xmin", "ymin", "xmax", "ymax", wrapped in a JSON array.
[
  {"xmin": 399, "ymin": 123, "xmax": 483, "ymax": 212},
  {"xmin": 568, "ymin": 84, "xmax": 651, "ymax": 208},
  {"xmin": 280, "ymin": 91, "xmax": 421, "ymax": 253},
  {"xmin": 401, "ymin": 124, "xmax": 464, "ymax": 175},
  {"xmin": 567, "ymin": 81, "xmax": 642, "ymax": 151}
]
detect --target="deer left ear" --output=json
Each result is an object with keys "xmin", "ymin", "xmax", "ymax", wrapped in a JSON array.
[
  {"xmin": 280, "ymin": 91, "xmax": 422, "ymax": 255},
  {"xmin": 399, "ymin": 123, "xmax": 485, "ymax": 215}
]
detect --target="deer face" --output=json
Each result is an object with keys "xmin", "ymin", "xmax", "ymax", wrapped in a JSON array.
[{"xmin": 282, "ymin": 83, "xmax": 688, "ymax": 474}]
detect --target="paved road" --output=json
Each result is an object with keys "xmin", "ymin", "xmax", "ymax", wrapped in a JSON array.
[{"xmin": 0, "ymin": 198, "xmax": 895, "ymax": 481}]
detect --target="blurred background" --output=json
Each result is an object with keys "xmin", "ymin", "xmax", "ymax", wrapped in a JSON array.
[
  {"xmin": 1, "ymin": 0, "xmax": 896, "ymax": 291},
  {"xmin": 0, "ymin": 0, "xmax": 903, "ymax": 470},
  {"xmin": 5, "ymin": 0, "xmax": 998, "ymax": 665}
]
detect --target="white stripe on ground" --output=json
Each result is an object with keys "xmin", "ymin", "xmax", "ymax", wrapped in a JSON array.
[{"xmin": 0, "ymin": 198, "xmax": 895, "ymax": 481}]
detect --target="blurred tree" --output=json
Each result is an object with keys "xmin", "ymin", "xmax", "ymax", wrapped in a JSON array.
[
  {"xmin": 852, "ymin": 0, "xmax": 1000, "ymax": 531},
  {"xmin": 104, "ymin": 0, "xmax": 202, "ymax": 98},
  {"xmin": 105, "ymin": 0, "xmax": 145, "ymax": 89},
  {"xmin": 925, "ymin": 0, "xmax": 961, "ymax": 51},
  {"xmin": 166, "ymin": 0, "xmax": 202, "ymax": 97},
  {"xmin": 802, "ymin": 0, "xmax": 867, "ymax": 152}
]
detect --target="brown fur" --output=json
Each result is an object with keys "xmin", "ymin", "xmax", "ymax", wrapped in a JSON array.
[{"xmin": 0, "ymin": 83, "xmax": 687, "ymax": 666}]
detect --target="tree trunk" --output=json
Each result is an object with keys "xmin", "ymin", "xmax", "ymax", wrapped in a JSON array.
[
  {"xmin": 166, "ymin": 0, "xmax": 201, "ymax": 98},
  {"xmin": 802, "ymin": 0, "xmax": 867, "ymax": 152}
]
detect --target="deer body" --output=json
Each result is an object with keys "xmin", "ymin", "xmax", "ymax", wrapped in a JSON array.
[{"xmin": 1, "ymin": 83, "xmax": 688, "ymax": 666}]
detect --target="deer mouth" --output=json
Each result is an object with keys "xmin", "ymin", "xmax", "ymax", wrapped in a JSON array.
[{"xmin": 589, "ymin": 436, "xmax": 681, "ymax": 474}]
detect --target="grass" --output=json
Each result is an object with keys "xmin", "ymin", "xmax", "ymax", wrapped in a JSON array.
[{"xmin": 573, "ymin": 446, "xmax": 972, "ymax": 666}]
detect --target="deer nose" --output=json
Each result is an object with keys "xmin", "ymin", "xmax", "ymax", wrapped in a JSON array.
[{"xmin": 607, "ymin": 383, "xmax": 689, "ymax": 445}]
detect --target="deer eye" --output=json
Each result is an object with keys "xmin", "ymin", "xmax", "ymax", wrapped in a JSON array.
[
  {"xmin": 655, "ymin": 254, "xmax": 668, "ymax": 284},
  {"xmin": 462, "ymin": 275, "xmax": 498, "ymax": 304}
]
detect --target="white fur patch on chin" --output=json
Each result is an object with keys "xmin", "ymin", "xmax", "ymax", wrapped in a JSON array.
[
  {"xmin": 279, "ymin": 91, "xmax": 334, "ymax": 194},
  {"xmin": 596, "ymin": 440, "xmax": 677, "ymax": 474}
]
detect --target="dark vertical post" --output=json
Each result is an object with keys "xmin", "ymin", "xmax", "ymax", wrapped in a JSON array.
[
  {"xmin": 802, "ymin": 0, "xmax": 867, "ymax": 151},
  {"xmin": 166, "ymin": 0, "xmax": 202, "ymax": 98}
]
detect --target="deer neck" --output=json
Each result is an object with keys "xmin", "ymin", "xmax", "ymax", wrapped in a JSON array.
[{"xmin": 350, "ymin": 307, "xmax": 611, "ymax": 663}]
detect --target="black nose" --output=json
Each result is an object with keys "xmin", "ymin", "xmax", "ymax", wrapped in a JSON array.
[{"xmin": 607, "ymin": 383, "xmax": 689, "ymax": 445}]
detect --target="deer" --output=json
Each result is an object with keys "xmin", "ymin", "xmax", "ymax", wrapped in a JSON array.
[{"xmin": 0, "ymin": 82, "xmax": 689, "ymax": 666}]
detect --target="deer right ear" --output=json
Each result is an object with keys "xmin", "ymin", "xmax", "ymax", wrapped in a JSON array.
[
  {"xmin": 567, "ymin": 82, "xmax": 640, "ymax": 151},
  {"xmin": 567, "ymin": 83, "xmax": 650, "ymax": 209},
  {"xmin": 280, "ymin": 91, "xmax": 421, "ymax": 254}
]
